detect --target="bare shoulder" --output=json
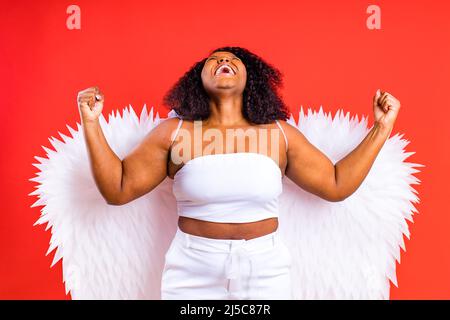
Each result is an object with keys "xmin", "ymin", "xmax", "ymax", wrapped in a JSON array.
[
  {"xmin": 141, "ymin": 117, "xmax": 184, "ymax": 150},
  {"xmin": 275, "ymin": 119, "xmax": 313, "ymax": 151},
  {"xmin": 274, "ymin": 119, "xmax": 294, "ymax": 129},
  {"xmin": 276, "ymin": 119, "xmax": 304, "ymax": 138},
  {"xmin": 155, "ymin": 116, "xmax": 184, "ymax": 130}
]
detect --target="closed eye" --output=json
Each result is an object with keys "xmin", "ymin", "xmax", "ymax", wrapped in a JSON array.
[{"xmin": 206, "ymin": 56, "xmax": 241, "ymax": 61}]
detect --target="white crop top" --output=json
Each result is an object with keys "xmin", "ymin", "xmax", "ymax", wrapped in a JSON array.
[{"xmin": 169, "ymin": 116, "xmax": 288, "ymax": 223}]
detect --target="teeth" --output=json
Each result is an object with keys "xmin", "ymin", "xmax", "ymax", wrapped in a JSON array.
[{"xmin": 215, "ymin": 65, "xmax": 234, "ymax": 75}]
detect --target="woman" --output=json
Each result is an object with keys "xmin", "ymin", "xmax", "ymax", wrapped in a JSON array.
[{"xmin": 77, "ymin": 46, "xmax": 401, "ymax": 299}]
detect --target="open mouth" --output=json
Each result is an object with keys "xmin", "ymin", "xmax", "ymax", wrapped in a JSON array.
[{"xmin": 214, "ymin": 64, "xmax": 236, "ymax": 76}]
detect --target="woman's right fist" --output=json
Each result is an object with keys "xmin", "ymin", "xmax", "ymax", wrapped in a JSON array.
[{"xmin": 77, "ymin": 86, "xmax": 104, "ymax": 123}]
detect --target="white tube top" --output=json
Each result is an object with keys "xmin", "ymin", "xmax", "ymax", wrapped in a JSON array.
[
  {"xmin": 172, "ymin": 152, "xmax": 283, "ymax": 223},
  {"xmin": 168, "ymin": 112, "xmax": 288, "ymax": 223}
]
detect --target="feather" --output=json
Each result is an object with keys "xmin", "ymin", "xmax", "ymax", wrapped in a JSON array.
[
  {"xmin": 279, "ymin": 109, "xmax": 422, "ymax": 299},
  {"xmin": 29, "ymin": 105, "xmax": 422, "ymax": 299}
]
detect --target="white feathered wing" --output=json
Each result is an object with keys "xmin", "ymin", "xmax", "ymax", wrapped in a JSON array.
[
  {"xmin": 280, "ymin": 107, "xmax": 422, "ymax": 299},
  {"xmin": 29, "ymin": 105, "xmax": 423, "ymax": 299},
  {"xmin": 29, "ymin": 106, "xmax": 178, "ymax": 299}
]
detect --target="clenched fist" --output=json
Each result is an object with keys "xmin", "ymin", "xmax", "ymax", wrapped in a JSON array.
[
  {"xmin": 77, "ymin": 86, "xmax": 104, "ymax": 124},
  {"xmin": 373, "ymin": 89, "xmax": 401, "ymax": 134}
]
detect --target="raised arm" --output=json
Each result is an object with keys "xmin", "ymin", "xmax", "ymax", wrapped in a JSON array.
[
  {"xmin": 282, "ymin": 121, "xmax": 340, "ymax": 202},
  {"xmin": 282, "ymin": 89, "xmax": 400, "ymax": 202},
  {"xmin": 334, "ymin": 90, "xmax": 400, "ymax": 200},
  {"xmin": 283, "ymin": 120, "xmax": 392, "ymax": 202},
  {"xmin": 77, "ymin": 86, "xmax": 180, "ymax": 205},
  {"xmin": 116, "ymin": 117, "xmax": 180, "ymax": 204}
]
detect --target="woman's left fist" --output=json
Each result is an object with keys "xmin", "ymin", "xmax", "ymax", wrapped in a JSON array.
[{"xmin": 373, "ymin": 89, "xmax": 401, "ymax": 133}]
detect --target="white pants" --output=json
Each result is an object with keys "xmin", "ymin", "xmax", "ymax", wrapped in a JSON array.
[{"xmin": 161, "ymin": 227, "xmax": 293, "ymax": 300}]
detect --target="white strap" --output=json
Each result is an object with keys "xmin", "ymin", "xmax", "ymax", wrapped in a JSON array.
[
  {"xmin": 275, "ymin": 120, "xmax": 288, "ymax": 151},
  {"xmin": 170, "ymin": 119, "xmax": 183, "ymax": 146}
]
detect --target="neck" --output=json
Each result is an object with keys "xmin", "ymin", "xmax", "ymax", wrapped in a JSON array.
[{"xmin": 206, "ymin": 95, "xmax": 248, "ymax": 126}]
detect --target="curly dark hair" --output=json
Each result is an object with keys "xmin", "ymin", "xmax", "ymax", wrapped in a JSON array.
[{"xmin": 162, "ymin": 46, "xmax": 290, "ymax": 124}]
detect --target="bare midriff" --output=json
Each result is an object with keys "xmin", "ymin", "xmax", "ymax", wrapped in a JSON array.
[{"xmin": 178, "ymin": 216, "xmax": 279, "ymax": 240}]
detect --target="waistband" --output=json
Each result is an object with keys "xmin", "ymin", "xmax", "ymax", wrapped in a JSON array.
[{"xmin": 173, "ymin": 227, "xmax": 280, "ymax": 254}]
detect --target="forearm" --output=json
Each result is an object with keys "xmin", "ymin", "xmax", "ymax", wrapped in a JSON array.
[
  {"xmin": 334, "ymin": 121, "xmax": 392, "ymax": 200},
  {"xmin": 82, "ymin": 120, "xmax": 123, "ymax": 204}
]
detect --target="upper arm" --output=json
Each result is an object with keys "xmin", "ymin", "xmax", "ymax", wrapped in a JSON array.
[
  {"xmin": 116, "ymin": 117, "xmax": 180, "ymax": 205},
  {"xmin": 281, "ymin": 120, "xmax": 340, "ymax": 202}
]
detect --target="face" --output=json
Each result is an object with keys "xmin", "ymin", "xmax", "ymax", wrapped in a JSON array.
[{"xmin": 201, "ymin": 51, "xmax": 247, "ymax": 97}]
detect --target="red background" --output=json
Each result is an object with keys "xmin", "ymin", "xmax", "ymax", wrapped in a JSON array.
[{"xmin": 1, "ymin": 0, "xmax": 449, "ymax": 299}]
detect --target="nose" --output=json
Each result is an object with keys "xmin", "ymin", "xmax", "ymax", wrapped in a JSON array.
[{"xmin": 218, "ymin": 56, "xmax": 230, "ymax": 63}]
